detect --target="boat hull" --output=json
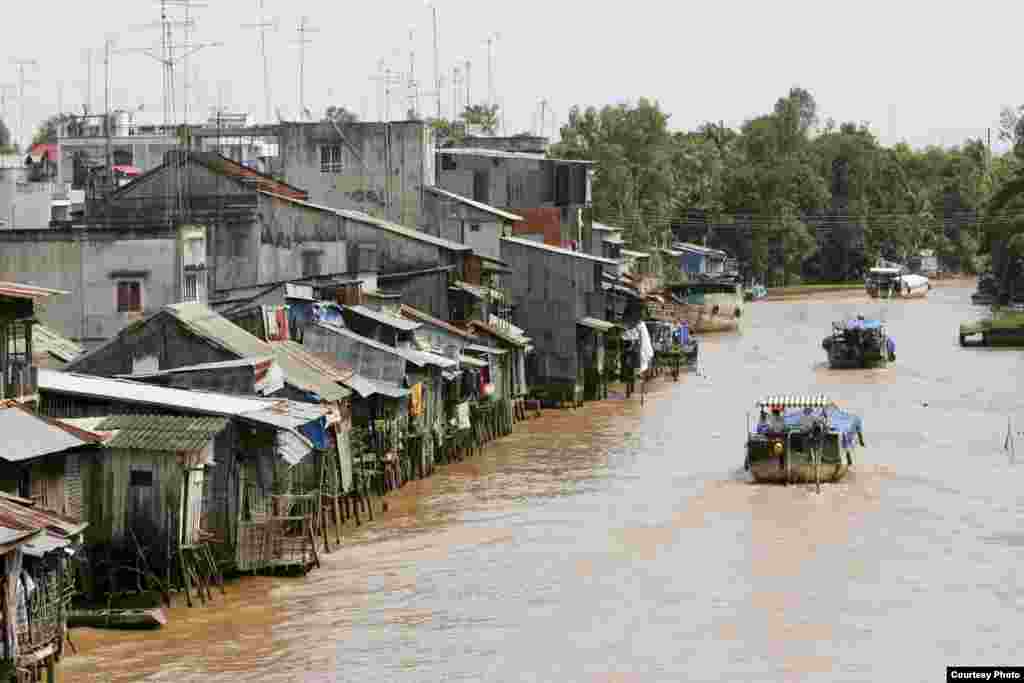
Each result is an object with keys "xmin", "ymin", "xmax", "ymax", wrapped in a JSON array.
[
  {"xmin": 750, "ymin": 460, "xmax": 849, "ymax": 484},
  {"xmin": 68, "ymin": 607, "xmax": 167, "ymax": 630}
]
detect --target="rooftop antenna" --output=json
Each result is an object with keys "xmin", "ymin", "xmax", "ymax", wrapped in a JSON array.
[
  {"xmin": 406, "ymin": 27, "xmax": 419, "ymax": 118},
  {"xmin": 242, "ymin": 0, "xmax": 279, "ymax": 124},
  {"xmin": 10, "ymin": 58, "xmax": 40, "ymax": 149},
  {"xmin": 484, "ymin": 32, "xmax": 500, "ymax": 110},
  {"xmin": 424, "ymin": 0, "xmax": 441, "ymax": 120},
  {"xmin": 451, "ymin": 64, "xmax": 461, "ymax": 121},
  {"xmin": 369, "ymin": 58, "xmax": 403, "ymax": 122},
  {"xmin": 538, "ymin": 98, "xmax": 548, "ymax": 137},
  {"xmin": 293, "ymin": 16, "xmax": 319, "ymax": 121},
  {"xmin": 464, "ymin": 59, "xmax": 471, "ymax": 109}
]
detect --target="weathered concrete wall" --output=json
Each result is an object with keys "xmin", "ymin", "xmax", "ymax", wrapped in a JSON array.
[
  {"xmin": 58, "ymin": 136, "xmax": 178, "ymax": 188},
  {"xmin": 0, "ymin": 228, "xmax": 180, "ymax": 343},
  {"xmin": 378, "ymin": 271, "xmax": 450, "ymax": 321},
  {"xmin": 420, "ymin": 191, "xmax": 504, "ymax": 260},
  {"xmin": 500, "ymin": 239, "xmax": 605, "ymax": 385},
  {"xmin": 277, "ymin": 121, "xmax": 434, "ymax": 227},
  {"xmin": 256, "ymin": 194, "xmax": 347, "ymax": 284}
]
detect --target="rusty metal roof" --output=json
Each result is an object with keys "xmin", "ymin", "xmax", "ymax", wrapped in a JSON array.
[
  {"xmin": 85, "ymin": 415, "xmax": 230, "ymax": 452},
  {"xmin": 0, "ymin": 281, "xmax": 69, "ymax": 301},
  {"xmin": 400, "ymin": 304, "xmax": 475, "ymax": 339},
  {"xmin": 0, "ymin": 404, "xmax": 95, "ymax": 463},
  {"xmin": 345, "ymin": 305, "xmax": 422, "ymax": 332},
  {"xmin": 0, "ymin": 493, "xmax": 88, "ymax": 558}
]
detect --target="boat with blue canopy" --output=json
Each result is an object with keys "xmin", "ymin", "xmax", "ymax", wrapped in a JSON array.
[
  {"xmin": 821, "ymin": 316, "xmax": 895, "ymax": 369},
  {"xmin": 744, "ymin": 394, "xmax": 865, "ymax": 487}
]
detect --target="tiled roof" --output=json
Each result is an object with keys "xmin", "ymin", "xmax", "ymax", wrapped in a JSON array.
[{"xmin": 90, "ymin": 414, "xmax": 230, "ymax": 452}]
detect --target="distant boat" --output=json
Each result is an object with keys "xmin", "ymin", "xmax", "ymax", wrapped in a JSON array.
[
  {"xmin": 744, "ymin": 395, "xmax": 864, "ymax": 486},
  {"xmin": 865, "ymin": 265, "xmax": 930, "ymax": 299},
  {"xmin": 667, "ymin": 278, "xmax": 744, "ymax": 332},
  {"xmin": 959, "ymin": 311, "xmax": 1024, "ymax": 347},
  {"xmin": 822, "ymin": 318, "xmax": 895, "ymax": 368},
  {"xmin": 744, "ymin": 283, "xmax": 768, "ymax": 301}
]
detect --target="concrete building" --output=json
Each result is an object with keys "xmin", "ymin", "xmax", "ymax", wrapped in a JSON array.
[
  {"xmin": 435, "ymin": 147, "xmax": 593, "ymax": 249},
  {"xmin": 0, "ymin": 223, "xmax": 206, "ymax": 346},
  {"xmin": 499, "ymin": 236, "xmax": 615, "ymax": 402},
  {"xmin": 421, "ymin": 186, "xmax": 522, "ymax": 261}
]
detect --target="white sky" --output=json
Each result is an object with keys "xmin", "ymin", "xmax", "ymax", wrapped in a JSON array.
[{"xmin": 0, "ymin": 0, "xmax": 1018, "ymax": 154}]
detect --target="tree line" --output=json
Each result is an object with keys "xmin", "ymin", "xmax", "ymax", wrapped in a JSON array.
[{"xmin": 549, "ymin": 88, "xmax": 1024, "ymax": 286}]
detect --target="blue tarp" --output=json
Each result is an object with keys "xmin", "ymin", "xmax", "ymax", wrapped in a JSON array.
[
  {"xmin": 673, "ymin": 322, "xmax": 690, "ymax": 346},
  {"xmin": 298, "ymin": 415, "xmax": 329, "ymax": 450},
  {"xmin": 843, "ymin": 319, "xmax": 882, "ymax": 330},
  {"xmin": 753, "ymin": 408, "xmax": 863, "ymax": 448},
  {"xmin": 887, "ymin": 337, "xmax": 895, "ymax": 355}
]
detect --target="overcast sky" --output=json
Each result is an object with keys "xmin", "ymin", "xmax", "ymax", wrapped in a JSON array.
[{"xmin": 0, "ymin": 0, "xmax": 1018, "ymax": 154}]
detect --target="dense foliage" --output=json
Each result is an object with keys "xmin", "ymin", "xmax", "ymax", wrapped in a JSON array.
[{"xmin": 550, "ymin": 89, "xmax": 1024, "ymax": 285}]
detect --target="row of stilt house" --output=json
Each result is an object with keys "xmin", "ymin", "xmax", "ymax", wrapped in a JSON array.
[{"xmin": 0, "ymin": 274, "xmax": 549, "ymax": 681}]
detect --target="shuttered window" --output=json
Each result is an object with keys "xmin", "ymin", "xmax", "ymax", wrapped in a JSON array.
[{"xmin": 117, "ymin": 281, "xmax": 142, "ymax": 312}]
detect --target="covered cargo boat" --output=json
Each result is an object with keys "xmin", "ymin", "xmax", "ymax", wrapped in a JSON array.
[
  {"xmin": 865, "ymin": 263, "xmax": 930, "ymax": 299},
  {"xmin": 959, "ymin": 311, "xmax": 1024, "ymax": 347},
  {"xmin": 822, "ymin": 317, "xmax": 895, "ymax": 368},
  {"xmin": 665, "ymin": 278, "xmax": 744, "ymax": 333},
  {"xmin": 744, "ymin": 395, "xmax": 864, "ymax": 486}
]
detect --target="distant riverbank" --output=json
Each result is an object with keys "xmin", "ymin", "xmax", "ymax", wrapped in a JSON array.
[{"xmin": 764, "ymin": 274, "xmax": 976, "ymax": 301}]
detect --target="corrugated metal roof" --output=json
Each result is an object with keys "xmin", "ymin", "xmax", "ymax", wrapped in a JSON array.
[
  {"xmin": 342, "ymin": 374, "xmax": 409, "ymax": 399},
  {"xmin": 398, "ymin": 346, "xmax": 458, "ymax": 369},
  {"xmin": 603, "ymin": 236, "xmax": 625, "ymax": 245},
  {"xmin": 0, "ymin": 281, "xmax": 69, "ymax": 301},
  {"xmin": 0, "ymin": 499, "xmax": 86, "ymax": 538},
  {"xmin": 577, "ymin": 317, "xmax": 616, "ymax": 332},
  {"xmin": 400, "ymin": 304, "xmax": 475, "ymax": 339},
  {"xmin": 115, "ymin": 356, "xmax": 275, "ymax": 378},
  {"xmin": 673, "ymin": 242, "xmax": 728, "ymax": 258},
  {"xmin": 501, "ymin": 237, "xmax": 618, "ymax": 265},
  {"xmin": 11, "ymin": 324, "xmax": 83, "ymax": 363},
  {"xmin": 39, "ymin": 369, "xmax": 329, "ymax": 441},
  {"xmin": 591, "ymin": 222, "xmax": 623, "ymax": 232},
  {"xmin": 465, "ymin": 344, "xmax": 508, "ymax": 356},
  {"xmin": 276, "ymin": 429, "xmax": 314, "ymax": 466},
  {"xmin": 468, "ymin": 321, "xmax": 530, "ymax": 348},
  {"xmin": 438, "ymin": 148, "xmax": 594, "ymax": 164},
  {"xmin": 0, "ymin": 527, "xmax": 40, "ymax": 554},
  {"xmin": 424, "ymin": 186, "xmax": 524, "ymax": 222},
  {"xmin": 449, "ymin": 280, "xmax": 505, "ymax": 302},
  {"xmin": 40, "ymin": 369, "xmax": 280, "ymax": 414},
  {"xmin": 258, "ymin": 191, "xmax": 472, "ymax": 252},
  {"xmin": 86, "ymin": 415, "xmax": 230, "ymax": 452},
  {"xmin": 621, "ymin": 249, "xmax": 650, "ymax": 259},
  {"xmin": 459, "ymin": 355, "xmax": 488, "ymax": 368},
  {"xmin": 166, "ymin": 303, "xmax": 350, "ymax": 401},
  {"xmin": 345, "ymin": 305, "xmax": 422, "ymax": 332},
  {"xmin": 0, "ymin": 405, "xmax": 94, "ymax": 463}
]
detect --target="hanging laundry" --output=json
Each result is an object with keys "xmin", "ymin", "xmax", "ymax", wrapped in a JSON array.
[
  {"xmin": 456, "ymin": 401, "xmax": 471, "ymax": 430},
  {"xmin": 410, "ymin": 382, "xmax": 424, "ymax": 416}
]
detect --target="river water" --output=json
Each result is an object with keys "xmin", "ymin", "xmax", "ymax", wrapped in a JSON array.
[{"xmin": 63, "ymin": 281, "xmax": 1024, "ymax": 683}]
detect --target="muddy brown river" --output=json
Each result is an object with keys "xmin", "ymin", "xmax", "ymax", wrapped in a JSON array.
[{"xmin": 62, "ymin": 281, "xmax": 1024, "ymax": 682}]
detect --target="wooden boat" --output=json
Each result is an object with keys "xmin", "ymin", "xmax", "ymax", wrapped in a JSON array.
[
  {"xmin": 959, "ymin": 311, "xmax": 1024, "ymax": 347},
  {"xmin": 68, "ymin": 607, "xmax": 167, "ymax": 630},
  {"xmin": 666, "ymin": 279, "xmax": 745, "ymax": 333},
  {"xmin": 647, "ymin": 321, "xmax": 699, "ymax": 377},
  {"xmin": 744, "ymin": 395, "xmax": 864, "ymax": 486},
  {"xmin": 865, "ymin": 263, "xmax": 930, "ymax": 299},
  {"xmin": 821, "ymin": 317, "xmax": 894, "ymax": 368}
]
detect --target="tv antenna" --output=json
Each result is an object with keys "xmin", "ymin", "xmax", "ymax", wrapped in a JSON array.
[
  {"xmin": 10, "ymin": 58, "xmax": 39, "ymax": 149},
  {"xmin": 484, "ymin": 32, "xmax": 500, "ymax": 109},
  {"xmin": 370, "ymin": 59, "xmax": 404, "ymax": 122},
  {"xmin": 242, "ymin": 0, "xmax": 279, "ymax": 124},
  {"xmin": 292, "ymin": 16, "xmax": 319, "ymax": 120}
]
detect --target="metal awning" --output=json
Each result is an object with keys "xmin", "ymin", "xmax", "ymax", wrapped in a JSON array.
[
  {"xmin": 577, "ymin": 317, "xmax": 615, "ymax": 332},
  {"xmin": 344, "ymin": 305, "xmax": 422, "ymax": 332},
  {"xmin": 465, "ymin": 344, "xmax": 508, "ymax": 356},
  {"xmin": 459, "ymin": 355, "xmax": 489, "ymax": 368}
]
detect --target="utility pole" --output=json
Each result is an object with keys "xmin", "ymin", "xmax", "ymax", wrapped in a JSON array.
[
  {"xmin": 465, "ymin": 60, "xmax": 471, "ymax": 108},
  {"xmin": 406, "ymin": 28, "xmax": 418, "ymax": 118},
  {"xmin": 293, "ymin": 16, "xmax": 319, "ymax": 120},
  {"xmin": 11, "ymin": 58, "xmax": 39, "ymax": 150},
  {"xmin": 242, "ymin": 0, "xmax": 278, "ymax": 124},
  {"xmin": 369, "ymin": 61, "xmax": 403, "ymax": 122},
  {"xmin": 83, "ymin": 48, "xmax": 94, "ymax": 114},
  {"xmin": 539, "ymin": 99, "xmax": 548, "ymax": 138},
  {"xmin": 451, "ymin": 65, "xmax": 460, "ymax": 120}
]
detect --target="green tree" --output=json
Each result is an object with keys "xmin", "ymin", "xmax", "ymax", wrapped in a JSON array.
[
  {"xmin": 323, "ymin": 106, "xmax": 359, "ymax": 124},
  {"xmin": 461, "ymin": 104, "xmax": 499, "ymax": 134},
  {"xmin": 32, "ymin": 113, "xmax": 73, "ymax": 145},
  {"xmin": 0, "ymin": 117, "xmax": 10, "ymax": 150}
]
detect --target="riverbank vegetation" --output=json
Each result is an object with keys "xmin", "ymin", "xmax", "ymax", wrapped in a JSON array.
[{"xmin": 546, "ymin": 89, "xmax": 1024, "ymax": 286}]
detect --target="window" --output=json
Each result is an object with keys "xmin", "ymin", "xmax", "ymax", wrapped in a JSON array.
[
  {"xmin": 357, "ymin": 243, "xmax": 378, "ymax": 272},
  {"xmin": 117, "ymin": 281, "xmax": 142, "ymax": 312},
  {"xmin": 302, "ymin": 251, "xmax": 323, "ymax": 278},
  {"xmin": 130, "ymin": 469, "xmax": 153, "ymax": 487},
  {"xmin": 183, "ymin": 272, "xmax": 201, "ymax": 302},
  {"xmin": 469, "ymin": 223, "xmax": 481, "ymax": 233},
  {"xmin": 473, "ymin": 170, "xmax": 490, "ymax": 203},
  {"xmin": 320, "ymin": 145, "xmax": 343, "ymax": 173}
]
